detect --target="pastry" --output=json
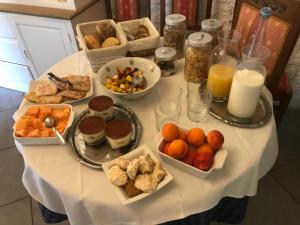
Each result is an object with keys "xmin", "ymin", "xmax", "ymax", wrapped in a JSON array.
[
  {"xmin": 135, "ymin": 174, "xmax": 156, "ymax": 193},
  {"xmin": 138, "ymin": 154, "xmax": 154, "ymax": 174},
  {"xmin": 96, "ymin": 23, "xmax": 116, "ymax": 42},
  {"xmin": 123, "ymin": 179, "xmax": 142, "ymax": 198},
  {"xmin": 101, "ymin": 37, "xmax": 120, "ymax": 48},
  {"xmin": 66, "ymin": 75, "xmax": 90, "ymax": 92},
  {"xmin": 151, "ymin": 163, "xmax": 166, "ymax": 183},
  {"xmin": 84, "ymin": 34, "xmax": 101, "ymax": 49},
  {"xmin": 78, "ymin": 116, "xmax": 106, "ymax": 145},
  {"xmin": 108, "ymin": 165, "xmax": 128, "ymax": 186},
  {"xmin": 117, "ymin": 157, "xmax": 130, "ymax": 170},
  {"xmin": 105, "ymin": 119, "xmax": 132, "ymax": 150},
  {"xmin": 25, "ymin": 92, "xmax": 63, "ymax": 104},
  {"xmin": 35, "ymin": 82, "xmax": 57, "ymax": 96},
  {"xmin": 59, "ymin": 89, "xmax": 87, "ymax": 100},
  {"xmin": 126, "ymin": 158, "xmax": 139, "ymax": 180},
  {"xmin": 88, "ymin": 96, "xmax": 113, "ymax": 121},
  {"xmin": 134, "ymin": 25, "xmax": 149, "ymax": 40}
]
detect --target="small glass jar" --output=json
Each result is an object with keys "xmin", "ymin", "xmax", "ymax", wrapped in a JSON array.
[
  {"xmin": 163, "ymin": 14, "xmax": 186, "ymax": 59},
  {"xmin": 184, "ymin": 32, "xmax": 212, "ymax": 82},
  {"xmin": 201, "ymin": 19, "xmax": 223, "ymax": 48},
  {"xmin": 154, "ymin": 47, "xmax": 177, "ymax": 77}
]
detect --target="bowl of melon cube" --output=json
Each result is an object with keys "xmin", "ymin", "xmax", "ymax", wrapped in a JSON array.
[{"xmin": 13, "ymin": 104, "xmax": 74, "ymax": 145}]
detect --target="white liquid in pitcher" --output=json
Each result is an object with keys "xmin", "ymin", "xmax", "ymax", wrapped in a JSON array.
[{"xmin": 227, "ymin": 69, "xmax": 265, "ymax": 118}]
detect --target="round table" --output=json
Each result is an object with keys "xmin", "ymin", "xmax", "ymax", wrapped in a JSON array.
[{"xmin": 16, "ymin": 51, "xmax": 278, "ymax": 225}]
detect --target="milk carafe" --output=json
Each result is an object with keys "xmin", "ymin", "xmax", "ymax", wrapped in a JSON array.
[{"xmin": 227, "ymin": 45, "xmax": 270, "ymax": 121}]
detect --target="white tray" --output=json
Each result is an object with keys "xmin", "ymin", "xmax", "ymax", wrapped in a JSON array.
[
  {"xmin": 13, "ymin": 104, "xmax": 74, "ymax": 145},
  {"xmin": 102, "ymin": 144, "xmax": 173, "ymax": 205}
]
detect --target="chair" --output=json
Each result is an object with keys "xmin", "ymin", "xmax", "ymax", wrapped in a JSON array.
[
  {"xmin": 105, "ymin": 0, "xmax": 151, "ymax": 21},
  {"xmin": 105, "ymin": 0, "xmax": 213, "ymax": 34},
  {"xmin": 231, "ymin": 0, "xmax": 300, "ymax": 126},
  {"xmin": 161, "ymin": 0, "xmax": 213, "ymax": 31}
]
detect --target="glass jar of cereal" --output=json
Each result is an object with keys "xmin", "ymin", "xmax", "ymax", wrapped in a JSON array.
[
  {"xmin": 184, "ymin": 32, "xmax": 212, "ymax": 82},
  {"xmin": 163, "ymin": 14, "xmax": 186, "ymax": 59}
]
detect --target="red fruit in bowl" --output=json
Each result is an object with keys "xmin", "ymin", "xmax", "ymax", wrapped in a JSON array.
[
  {"xmin": 193, "ymin": 152, "xmax": 214, "ymax": 171},
  {"xmin": 162, "ymin": 142, "xmax": 171, "ymax": 155},
  {"xmin": 206, "ymin": 130, "xmax": 224, "ymax": 150},
  {"xmin": 181, "ymin": 148, "xmax": 198, "ymax": 166}
]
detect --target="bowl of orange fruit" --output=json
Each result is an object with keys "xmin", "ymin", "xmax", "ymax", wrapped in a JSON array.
[
  {"xmin": 13, "ymin": 104, "xmax": 74, "ymax": 145},
  {"xmin": 157, "ymin": 123, "xmax": 228, "ymax": 178}
]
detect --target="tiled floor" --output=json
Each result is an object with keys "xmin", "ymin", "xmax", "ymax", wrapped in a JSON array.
[{"xmin": 0, "ymin": 86, "xmax": 300, "ymax": 225}]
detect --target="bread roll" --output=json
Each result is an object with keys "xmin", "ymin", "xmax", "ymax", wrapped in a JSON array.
[
  {"xmin": 84, "ymin": 34, "xmax": 101, "ymax": 49},
  {"xmin": 102, "ymin": 37, "xmax": 120, "ymax": 48},
  {"xmin": 96, "ymin": 23, "xmax": 116, "ymax": 43}
]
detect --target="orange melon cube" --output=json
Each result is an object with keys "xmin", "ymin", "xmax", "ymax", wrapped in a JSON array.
[
  {"xmin": 40, "ymin": 128, "xmax": 52, "ymax": 137},
  {"xmin": 39, "ymin": 106, "xmax": 52, "ymax": 121},
  {"xmin": 15, "ymin": 129, "xmax": 27, "ymax": 137},
  {"xmin": 15, "ymin": 119, "xmax": 31, "ymax": 130},
  {"xmin": 26, "ymin": 106, "xmax": 39, "ymax": 117},
  {"xmin": 32, "ymin": 118, "xmax": 43, "ymax": 129},
  {"xmin": 27, "ymin": 129, "xmax": 40, "ymax": 137},
  {"xmin": 52, "ymin": 108, "xmax": 69, "ymax": 120}
]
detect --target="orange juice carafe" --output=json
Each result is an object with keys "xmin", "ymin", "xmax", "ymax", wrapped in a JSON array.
[{"xmin": 208, "ymin": 30, "xmax": 241, "ymax": 102}]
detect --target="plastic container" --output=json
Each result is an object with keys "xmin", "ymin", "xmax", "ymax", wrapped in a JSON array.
[
  {"xmin": 184, "ymin": 32, "xmax": 212, "ymax": 82},
  {"xmin": 163, "ymin": 14, "xmax": 187, "ymax": 59}
]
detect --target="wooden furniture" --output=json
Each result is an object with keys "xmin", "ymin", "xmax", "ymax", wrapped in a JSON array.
[
  {"xmin": 105, "ymin": 0, "xmax": 213, "ymax": 34},
  {"xmin": 231, "ymin": 0, "xmax": 300, "ymax": 126},
  {"xmin": 160, "ymin": 0, "xmax": 213, "ymax": 31},
  {"xmin": 0, "ymin": 0, "xmax": 105, "ymax": 92}
]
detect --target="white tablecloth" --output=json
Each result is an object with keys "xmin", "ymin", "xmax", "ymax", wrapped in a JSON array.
[{"xmin": 15, "ymin": 51, "xmax": 278, "ymax": 225}]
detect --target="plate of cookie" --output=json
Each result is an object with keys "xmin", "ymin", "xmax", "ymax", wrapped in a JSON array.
[
  {"xmin": 102, "ymin": 144, "xmax": 173, "ymax": 205},
  {"xmin": 24, "ymin": 74, "xmax": 93, "ymax": 104}
]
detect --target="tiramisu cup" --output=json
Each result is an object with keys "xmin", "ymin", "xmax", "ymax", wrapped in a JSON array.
[
  {"xmin": 105, "ymin": 119, "xmax": 132, "ymax": 150},
  {"xmin": 88, "ymin": 96, "xmax": 113, "ymax": 121},
  {"xmin": 78, "ymin": 116, "xmax": 106, "ymax": 145}
]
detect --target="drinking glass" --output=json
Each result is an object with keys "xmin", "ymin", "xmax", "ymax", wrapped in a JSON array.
[
  {"xmin": 187, "ymin": 79, "xmax": 213, "ymax": 122},
  {"xmin": 155, "ymin": 82, "xmax": 182, "ymax": 130}
]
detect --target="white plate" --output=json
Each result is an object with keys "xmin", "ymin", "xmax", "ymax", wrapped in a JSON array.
[
  {"xmin": 13, "ymin": 104, "xmax": 75, "ymax": 145},
  {"xmin": 156, "ymin": 132, "xmax": 228, "ymax": 179},
  {"xmin": 102, "ymin": 144, "xmax": 173, "ymax": 205},
  {"xmin": 26, "ymin": 74, "xmax": 93, "ymax": 104}
]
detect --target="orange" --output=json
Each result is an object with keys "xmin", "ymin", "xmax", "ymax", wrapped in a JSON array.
[
  {"xmin": 162, "ymin": 123, "xmax": 180, "ymax": 142},
  {"xmin": 186, "ymin": 128, "xmax": 205, "ymax": 146},
  {"xmin": 168, "ymin": 139, "xmax": 188, "ymax": 159},
  {"xmin": 197, "ymin": 143, "xmax": 214, "ymax": 156}
]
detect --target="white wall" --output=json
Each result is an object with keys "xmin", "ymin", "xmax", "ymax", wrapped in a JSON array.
[{"xmin": 0, "ymin": 0, "xmax": 76, "ymax": 10}]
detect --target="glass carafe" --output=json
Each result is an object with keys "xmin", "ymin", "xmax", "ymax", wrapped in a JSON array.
[
  {"xmin": 227, "ymin": 44, "xmax": 271, "ymax": 121},
  {"xmin": 208, "ymin": 30, "xmax": 241, "ymax": 102}
]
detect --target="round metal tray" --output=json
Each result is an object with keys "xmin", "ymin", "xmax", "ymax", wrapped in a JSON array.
[
  {"xmin": 209, "ymin": 94, "xmax": 272, "ymax": 128},
  {"xmin": 69, "ymin": 103, "xmax": 142, "ymax": 169}
]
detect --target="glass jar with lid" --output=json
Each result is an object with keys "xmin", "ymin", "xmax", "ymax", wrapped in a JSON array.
[
  {"xmin": 154, "ymin": 47, "xmax": 177, "ymax": 77},
  {"xmin": 201, "ymin": 19, "xmax": 224, "ymax": 48},
  {"xmin": 163, "ymin": 14, "xmax": 187, "ymax": 59},
  {"xmin": 184, "ymin": 32, "xmax": 212, "ymax": 82}
]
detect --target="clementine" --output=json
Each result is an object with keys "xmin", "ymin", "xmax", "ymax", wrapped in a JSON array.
[{"xmin": 168, "ymin": 139, "xmax": 188, "ymax": 159}]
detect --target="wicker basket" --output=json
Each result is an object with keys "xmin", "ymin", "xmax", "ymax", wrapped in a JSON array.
[
  {"xmin": 117, "ymin": 18, "xmax": 160, "ymax": 57},
  {"xmin": 76, "ymin": 19, "xmax": 128, "ymax": 73}
]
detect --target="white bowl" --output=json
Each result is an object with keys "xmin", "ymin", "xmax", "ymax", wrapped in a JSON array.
[
  {"xmin": 13, "ymin": 104, "xmax": 74, "ymax": 145},
  {"xmin": 97, "ymin": 57, "xmax": 161, "ymax": 99},
  {"xmin": 156, "ymin": 130, "xmax": 228, "ymax": 178},
  {"xmin": 102, "ymin": 144, "xmax": 173, "ymax": 205}
]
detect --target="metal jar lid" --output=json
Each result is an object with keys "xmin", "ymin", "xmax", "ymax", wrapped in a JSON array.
[
  {"xmin": 201, "ymin": 19, "xmax": 223, "ymax": 31},
  {"xmin": 188, "ymin": 32, "xmax": 212, "ymax": 47},
  {"xmin": 261, "ymin": 7, "xmax": 272, "ymax": 19},
  {"xmin": 165, "ymin": 14, "xmax": 186, "ymax": 26},
  {"xmin": 155, "ymin": 47, "xmax": 177, "ymax": 61}
]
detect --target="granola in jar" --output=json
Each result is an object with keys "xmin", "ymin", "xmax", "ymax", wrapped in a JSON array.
[
  {"xmin": 163, "ymin": 14, "xmax": 186, "ymax": 59},
  {"xmin": 184, "ymin": 32, "xmax": 212, "ymax": 82}
]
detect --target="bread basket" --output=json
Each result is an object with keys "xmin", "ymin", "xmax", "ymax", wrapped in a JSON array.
[
  {"xmin": 76, "ymin": 19, "xmax": 128, "ymax": 73},
  {"xmin": 117, "ymin": 18, "xmax": 160, "ymax": 57}
]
